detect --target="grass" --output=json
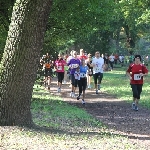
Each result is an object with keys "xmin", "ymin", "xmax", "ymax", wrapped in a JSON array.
[{"xmin": 101, "ymin": 64, "xmax": 150, "ymax": 108}]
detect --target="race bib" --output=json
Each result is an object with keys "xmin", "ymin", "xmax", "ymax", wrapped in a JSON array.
[
  {"xmin": 134, "ymin": 74, "xmax": 141, "ymax": 80},
  {"xmin": 57, "ymin": 66, "xmax": 62, "ymax": 70},
  {"xmin": 72, "ymin": 64, "xmax": 78, "ymax": 68},
  {"xmin": 74, "ymin": 73, "xmax": 80, "ymax": 80},
  {"xmin": 80, "ymin": 73, "xmax": 86, "ymax": 78},
  {"xmin": 95, "ymin": 67, "xmax": 100, "ymax": 72}
]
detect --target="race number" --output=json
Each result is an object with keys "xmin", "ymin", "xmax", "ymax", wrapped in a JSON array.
[
  {"xmin": 134, "ymin": 74, "xmax": 141, "ymax": 80},
  {"xmin": 57, "ymin": 66, "xmax": 62, "ymax": 70},
  {"xmin": 80, "ymin": 73, "xmax": 86, "ymax": 78}
]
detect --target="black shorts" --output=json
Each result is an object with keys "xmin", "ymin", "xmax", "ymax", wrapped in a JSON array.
[
  {"xmin": 57, "ymin": 72, "xmax": 64, "ymax": 83},
  {"xmin": 93, "ymin": 72, "xmax": 103, "ymax": 84},
  {"xmin": 70, "ymin": 74, "xmax": 78, "ymax": 87},
  {"xmin": 78, "ymin": 78, "xmax": 87, "ymax": 91},
  {"xmin": 45, "ymin": 68, "xmax": 53, "ymax": 77}
]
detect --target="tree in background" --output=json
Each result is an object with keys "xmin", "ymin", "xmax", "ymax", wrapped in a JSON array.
[{"xmin": 0, "ymin": 0, "xmax": 52, "ymax": 126}]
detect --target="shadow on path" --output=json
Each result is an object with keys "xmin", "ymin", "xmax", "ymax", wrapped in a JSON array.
[{"xmin": 48, "ymin": 77, "xmax": 150, "ymax": 146}]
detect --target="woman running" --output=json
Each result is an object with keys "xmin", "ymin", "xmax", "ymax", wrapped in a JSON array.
[
  {"xmin": 76, "ymin": 59, "xmax": 89, "ymax": 104},
  {"xmin": 85, "ymin": 53, "xmax": 93, "ymax": 89},
  {"xmin": 55, "ymin": 53, "xmax": 66, "ymax": 92}
]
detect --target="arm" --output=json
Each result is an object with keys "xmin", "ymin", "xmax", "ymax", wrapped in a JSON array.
[
  {"xmin": 126, "ymin": 65, "xmax": 132, "ymax": 80},
  {"xmin": 140, "ymin": 65, "xmax": 148, "ymax": 77}
]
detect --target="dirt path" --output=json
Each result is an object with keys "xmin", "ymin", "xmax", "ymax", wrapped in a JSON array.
[{"xmin": 49, "ymin": 77, "xmax": 150, "ymax": 148}]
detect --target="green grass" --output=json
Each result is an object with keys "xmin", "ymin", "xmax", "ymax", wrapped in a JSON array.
[
  {"xmin": 101, "ymin": 65, "xmax": 150, "ymax": 108},
  {"xmin": 32, "ymin": 84, "xmax": 104, "ymax": 132}
]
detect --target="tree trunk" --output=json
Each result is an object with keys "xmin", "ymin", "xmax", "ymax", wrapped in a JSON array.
[{"xmin": 0, "ymin": 0, "xmax": 52, "ymax": 126}]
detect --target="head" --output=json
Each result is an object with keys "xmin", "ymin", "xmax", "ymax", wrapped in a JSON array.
[
  {"xmin": 81, "ymin": 59, "xmax": 85, "ymax": 66},
  {"xmin": 87, "ymin": 53, "xmax": 92, "ymax": 59},
  {"xmin": 134, "ymin": 55, "xmax": 141, "ymax": 64},
  {"xmin": 58, "ymin": 53, "xmax": 63, "ymax": 59},
  {"xmin": 80, "ymin": 49, "xmax": 84, "ymax": 55},
  {"xmin": 73, "ymin": 51, "xmax": 78, "ymax": 58},
  {"xmin": 95, "ymin": 51, "xmax": 100, "ymax": 58},
  {"xmin": 70, "ymin": 50, "xmax": 75, "ymax": 56}
]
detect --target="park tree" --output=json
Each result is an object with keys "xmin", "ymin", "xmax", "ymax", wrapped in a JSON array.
[{"xmin": 0, "ymin": 0, "xmax": 52, "ymax": 126}]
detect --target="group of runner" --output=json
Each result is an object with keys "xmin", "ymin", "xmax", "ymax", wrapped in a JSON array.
[
  {"xmin": 40, "ymin": 49, "xmax": 105, "ymax": 104},
  {"xmin": 40, "ymin": 50, "xmax": 148, "ymax": 110}
]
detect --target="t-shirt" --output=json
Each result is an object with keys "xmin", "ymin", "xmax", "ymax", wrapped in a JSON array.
[
  {"xmin": 78, "ymin": 55, "xmax": 87, "ymax": 60},
  {"xmin": 66, "ymin": 56, "xmax": 73, "ymax": 63},
  {"xmin": 92, "ymin": 57, "xmax": 104, "ymax": 74},
  {"xmin": 126, "ymin": 63, "xmax": 148, "ymax": 84},
  {"xmin": 74, "ymin": 65, "xmax": 88, "ymax": 80},
  {"xmin": 55, "ymin": 59, "xmax": 66, "ymax": 72},
  {"xmin": 109, "ymin": 55, "xmax": 115, "ymax": 62},
  {"xmin": 67, "ymin": 58, "xmax": 81, "ymax": 74}
]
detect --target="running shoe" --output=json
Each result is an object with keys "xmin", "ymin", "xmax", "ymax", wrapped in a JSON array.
[
  {"xmin": 57, "ymin": 88, "xmax": 61, "ymax": 92},
  {"xmin": 63, "ymin": 81, "xmax": 67, "ymax": 84},
  {"xmin": 70, "ymin": 92, "xmax": 73, "ymax": 97},
  {"xmin": 96, "ymin": 90, "xmax": 98, "ymax": 94},
  {"xmin": 70, "ymin": 92, "xmax": 75, "ymax": 97},
  {"xmin": 82, "ymin": 99, "xmax": 85, "ymax": 104},
  {"xmin": 132, "ymin": 103, "xmax": 135, "ymax": 110},
  {"xmin": 77, "ymin": 95, "xmax": 80, "ymax": 100},
  {"xmin": 88, "ymin": 85, "xmax": 92, "ymax": 89},
  {"xmin": 72, "ymin": 92, "xmax": 75, "ymax": 97},
  {"xmin": 134, "ymin": 105, "xmax": 138, "ymax": 111}
]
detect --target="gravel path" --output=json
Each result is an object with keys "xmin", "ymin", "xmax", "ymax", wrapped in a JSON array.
[{"xmin": 49, "ymin": 78, "xmax": 150, "ymax": 148}]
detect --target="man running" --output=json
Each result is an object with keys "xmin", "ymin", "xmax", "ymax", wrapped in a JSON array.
[{"xmin": 92, "ymin": 51, "xmax": 104, "ymax": 94}]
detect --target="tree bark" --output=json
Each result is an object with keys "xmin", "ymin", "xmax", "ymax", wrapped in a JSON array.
[{"xmin": 0, "ymin": 0, "xmax": 52, "ymax": 126}]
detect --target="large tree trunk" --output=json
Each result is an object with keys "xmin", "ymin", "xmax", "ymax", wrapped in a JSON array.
[{"xmin": 0, "ymin": 0, "xmax": 52, "ymax": 126}]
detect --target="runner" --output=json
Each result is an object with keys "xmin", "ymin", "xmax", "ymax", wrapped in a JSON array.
[
  {"xmin": 43, "ymin": 59, "xmax": 53, "ymax": 90},
  {"xmin": 76, "ymin": 59, "xmax": 89, "ymax": 104},
  {"xmin": 92, "ymin": 51, "xmax": 104, "ymax": 94},
  {"xmin": 103, "ymin": 53, "xmax": 109, "ymax": 71},
  {"xmin": 85, "ymin": 53, "xmax": 93, "ymax": 89},
  {"xmin": 109, "ymin": 53, "xmax": 115, "ymax": 71},
  {"xmin": 78, "ymin": 49, "xmax": 87, "ymax": 60},
  {"xmin": 67, "ymin": 51, "xmax": 81, "ymax": 97},
  {"xmin": 126, "ymin": 55, "xmax": 148, "ymax": 111},
  {"xmin": 55, "ymin": 53, "xmax": 66, "ymax": 92}
]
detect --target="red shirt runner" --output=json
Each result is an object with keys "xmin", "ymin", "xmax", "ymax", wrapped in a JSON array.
[{"xmin": 126, "ymin": 63, "xmax": 148, "ymax": 84}]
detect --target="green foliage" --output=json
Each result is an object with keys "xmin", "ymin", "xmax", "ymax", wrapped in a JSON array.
[
  {"xmin": 1, "ymin": 0, "xmax": 150, "ymax": 56},
  {"xmin": 42, "ymin": 0, "xmax": 115, "ymax": 54},
  {"xmin": 0, "ymin": 0, "xmax": 15, "ymax": 60}
]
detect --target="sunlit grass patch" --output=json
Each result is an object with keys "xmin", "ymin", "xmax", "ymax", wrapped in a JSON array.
[{"xmin": 31, "ymin": 85, "xmax": 104, "ymax": 133}]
